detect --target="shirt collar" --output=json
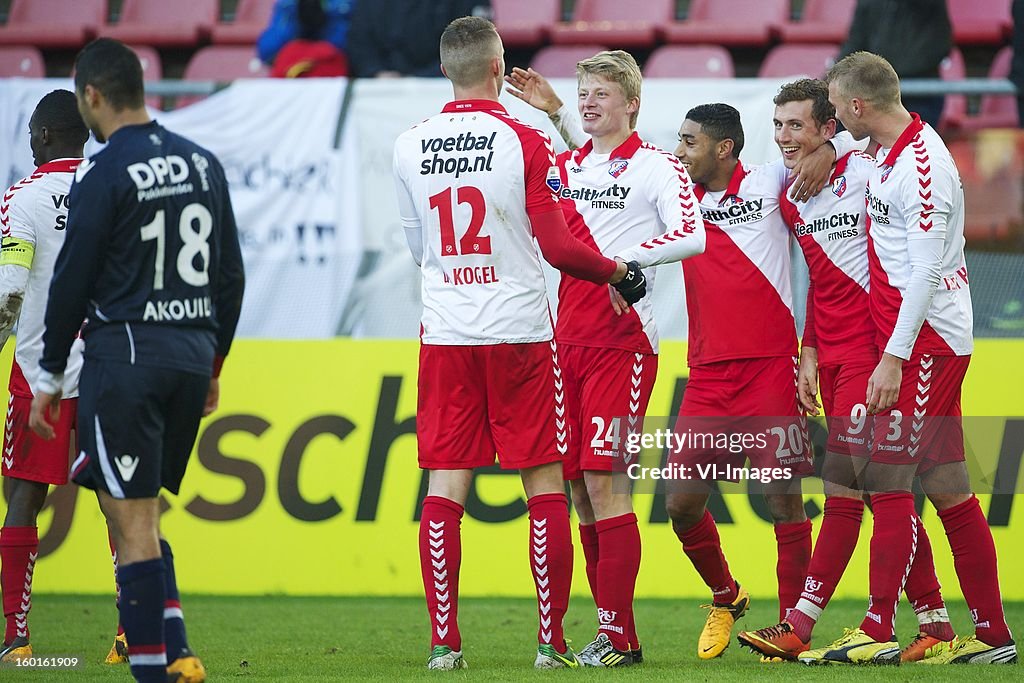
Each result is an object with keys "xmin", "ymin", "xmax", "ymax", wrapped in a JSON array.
[
  {"xmin": 573, "ymin": 131, "xmax": 643, "ymax": 165},
  {"xmin": 881, "ymin": 112, "xmax": 924, "ymax": 167},
  {"xmin": 36, "ymin": 158, "xmax": 81, "ymax": 174},
  {"xmin": 441, "ymin": 99, "xmax": 507, "ymax": 114}
]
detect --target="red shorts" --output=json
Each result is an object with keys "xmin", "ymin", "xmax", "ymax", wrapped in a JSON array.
[
  {"xmin": 871, "ymin": 353, "xmax": 969, "ymax": 471},
  {"xmin": 417, "ymin": 341, "xmax": 564, "ymax": 470},
  {"xmin": 819, "ymin": 359, "xmax": 876, "ymax": 457},
  {"xmin": 558, "ymin": 344, "xmax": 657, "ymax": 480},
  {"xmin": 2, "ymin": 393, "xmax": 78, "ymax": 485},
  {"xmin": 670, "ymin": 356, "xmax": 813, "ymax": 477}
]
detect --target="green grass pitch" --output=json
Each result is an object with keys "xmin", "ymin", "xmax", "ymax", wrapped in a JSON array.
[{"xmin": 5, "ymin": 595, "xmax": 1020, "ymax": 680}]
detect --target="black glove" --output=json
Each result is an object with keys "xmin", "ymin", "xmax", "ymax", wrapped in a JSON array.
[{"xmin": 612, "ymin": 260, "xmax": 646, "ymax": 305}]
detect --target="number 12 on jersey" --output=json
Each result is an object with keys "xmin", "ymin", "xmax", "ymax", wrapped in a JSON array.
[{"xmin": 429, "ymin": 186, "xmax": 491, "ymax": 257}]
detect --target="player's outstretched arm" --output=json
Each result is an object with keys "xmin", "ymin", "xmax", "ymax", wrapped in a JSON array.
[
  {"xmin": 505, "ymin": 67, "xmax": 586, "ymax": 150},
  {"xmin": 531, "ymin": 208, "xmax": 622, "ymax": 284}
]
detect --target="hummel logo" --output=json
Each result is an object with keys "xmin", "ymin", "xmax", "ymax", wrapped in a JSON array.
[{"xmin": 114, "ymin": 454, "xmax": 140, "ymax": 482}]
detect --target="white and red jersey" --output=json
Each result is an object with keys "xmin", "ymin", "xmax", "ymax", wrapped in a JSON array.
[
  {"xmin": 685, "ymin": 160, "xmax": 798, "ymax": 367},
  {"xmin": 553, "ymin": 132, "xmax": 705, "ymax": 354},
  {"xmin": 1, "ymin": 158, "xmax": 84, "ymax": 398},
  {"xmin": 865, "ymin": 114, "xmax": 972, "ymax": 358},
  {"xmin": 394, "ymin": 100, "xmax": 563, "ymax": 345},
  {"xmin": 781, "ymin": 151, "xmax": 877, "ymax": 367}
]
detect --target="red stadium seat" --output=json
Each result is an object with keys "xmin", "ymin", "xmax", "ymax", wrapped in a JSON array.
[
  {"xmin": 643, "ymin": 45, "xmax": 734, "ymax": 78},
  {"xmin": 102, "ymin": 0, "xmax": 218, "ymax": 48},
  {"xmin": 661, "ymin": 0, "xmax": 788, "ymax": 47},
  {"xmin": 0, "ymin": 0, "xmax": 105, "ymax": 48},
  {"xmin": 492, "ymin": 0, "xmax": 561, "ymax": 49},
  {"xmin": 184, "ymin": 45, "xmax": 269, "ymax": 80},
  {"xmin": 758, "ymin": 44, "xmax": 839, "ymax": 79},
  {"xmin": 212, "ymin": 0, "xmax": 277, "ymax": 45},
  {"xmin": 129, "ymin": 45, "xmax": 163, "ymax": 109},
  {"xmin": 938, "ymin": 48, "xmax": 968, "ymax": 131},
  {"xmin": 962, "ymin": 47, "xmax": 1019, "ymax": 131},
  {"xmin": 529, "ymin": 45, "xmax": 609, "ymax": 78},
  {"xmin": 778, "ymin": 0, "xmax": 856, "ymax": 44},
  {"xmin": 549, "ymin": 0, "xmax": 673, "ymax": 48},
  {"xmin": 947, "ymin": 0, "xmax": 1012, "ymax": 45},
  {"xmin": 0, "ymin": 45, "xmax": 45, "ymax": 77}
]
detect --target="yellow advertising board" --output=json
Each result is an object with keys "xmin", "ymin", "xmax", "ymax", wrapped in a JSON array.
[{"xmin": 13, "ymin": 339, "xmax": 1024, "ymax": 598}]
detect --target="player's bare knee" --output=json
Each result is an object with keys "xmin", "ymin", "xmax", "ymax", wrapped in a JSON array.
[
  {"xmin": 763, "ymin": 493, "xmax": 807, "ymax": 524},
  {"xmin": 519, "ymin": 461, "xmax": 565, "ymax": 499},
  {"xmin": 918, "ymin": 462, "xmax": 972, "ymax": 510},
  {"xmin": 821, "ymin": 452, "xmax": 864, "ymax": 493},
  {"xmin": 570, "ymin": 478, "xmax": 595, "ymax": 522},
  {"xmin": 665, "ymin": 493, "xmax": 705, "ymax": 530},
  {"xmin": 2, "ymin": 478, "xmax": 48, "ymax": 526}
]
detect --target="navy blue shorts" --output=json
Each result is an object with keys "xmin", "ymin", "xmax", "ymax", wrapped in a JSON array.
[{"xmin": 71, "ymin": 359, "xmax": 209, "ymax": 498}]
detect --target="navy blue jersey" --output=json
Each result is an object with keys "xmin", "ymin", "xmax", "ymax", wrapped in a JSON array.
[{"xmin": 41, "ymin": 121, "xmax": 245, "ymax": 375}]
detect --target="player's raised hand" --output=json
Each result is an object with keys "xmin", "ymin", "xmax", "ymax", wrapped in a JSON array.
[
  {"xmin": 28, "ymin": 389, "xmax": 62, "ymax": 440},
  {"xmin": 612, "ymin": 260, "xmax": 647, "ymax": 305},
  {"xmin": 797, "ymin": 346, "xmax": 821, "ymax": 416},
  {"xmin": 789, "ymin": 141, "xmax": 836, "ymax": 202},
  {"xmin": 866, "ymin": 353, "xmax": 902, "ymax": 414},
  {"xmin": 504, "ymin": 67, "xmax": 563, "ymax": 116}
]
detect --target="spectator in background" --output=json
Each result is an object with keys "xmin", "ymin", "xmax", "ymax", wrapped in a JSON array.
[
  {"xmin": 839, "ymin": 0, "xmax": 951, "ymax": 129},
  {"xmin": 270, "ymin": 0, "xmax": 349, "ymax": 77},
  {"xmin": 1012, "ymin": 0, "xmax": 1024, "ymax": 126},
  {"xmin": 349, "ymin": 0, "xmax": 492, "ymax": 78},
  {"xmin": 258, "ymin": 0, "xmax": 352, "ymax": 65}
]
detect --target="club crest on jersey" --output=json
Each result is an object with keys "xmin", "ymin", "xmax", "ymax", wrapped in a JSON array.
[
  {"xmin": 880, "ymin": 165, "xmax": 893, "ymax": 183},
  {"xmin": 546, "ymin": 166, "xmax": 561, "ymax": 192},
  {"xmin": 608, "ymin": 159, "xmax": 628, "ymax": 178},
  {"xmin": 831, "ymin": 175, "xmax": 847, "ymax": 197}
]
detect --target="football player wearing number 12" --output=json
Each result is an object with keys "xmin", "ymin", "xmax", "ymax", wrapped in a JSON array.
[
  {"xmin": 392, "ymin": 17, "xmax": 646, "ymax": 672},
  {"xmin": 29, "ymin": 38, "xmax": 245, "ymax": 683}
]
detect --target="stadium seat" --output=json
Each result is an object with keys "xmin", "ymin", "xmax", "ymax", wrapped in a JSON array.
[
  {"xmin": 643, "ymin": 45, "xmax": 734, "ymax": 78},
  {"xmin": 778, "ymin": 0, "xmax": 856, "ymax": 44},
  {"xmin": 129, "ymin": 45, "xmax": 163, "ymax": 109},
  {"xmin": 660, "ymin": 0, "xmax": 788, "ymax": 47},
  {"xmin": 102, "ymin": 0, "xmax": 219, "ymax": 48},
  {"xmin": 184, "ymin": 45, "xmax": 268, "ymax": 79},
  {"xmin": 492, "ymin": 0, "xmax": 561, "ymax": 49},
  {"xmin": 938, "ymin": 48, "xmax": 968, "ymax": 131},
  {"xmin": 529, "ymin": 45, "xmax": 608, "ymax": 78},
  {"xmin": 212, "ymin": 0, "xmax": 276, "ymax": 45},
  {"xmin": 549, "ymin": 0, "xmax": 672, "ymax": 48},
  {"xmin": 758, "ymin": 44, "xmax": 838, "ymax": 79},
  {"xmin": 947, "ymin": 0, "xmax": 1012, "ymax": 45},
  {"xmin": 0, "ymin": 0, "xmax": 105, "ymax": 48},
  {"xmin": 963, "ymin": 47, "xmax": 1018, "ymax": 131},
  {"xmin": 0, "ymin": 45, "xmax": 45, "ymax": 77}
]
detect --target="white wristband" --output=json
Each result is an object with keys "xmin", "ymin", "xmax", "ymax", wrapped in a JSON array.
[{"xmin": 36, "ymin": 369, "xmax": 64, "ymax": 396}]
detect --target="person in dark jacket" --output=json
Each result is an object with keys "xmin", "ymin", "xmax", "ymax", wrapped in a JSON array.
[
  {"xmin": 348, "ymin": 0, "xmax": 492, "ymax": 78},
  {"xmin": 258, "ymin": 0, "xmax": 352, "ymax": 65},
  {"xmin": 839, "ymin": 0, "xmax": 952, "ymax": 128}
]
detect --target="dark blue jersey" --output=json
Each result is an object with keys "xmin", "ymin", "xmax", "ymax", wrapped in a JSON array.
[{"xmin": 41, "ymin": 121, "xmax": 245, "ymax": 375}]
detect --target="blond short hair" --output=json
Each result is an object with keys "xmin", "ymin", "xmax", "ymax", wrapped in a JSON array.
[
  {"xmin": 577, "ymin": 50, "xmax": 642, "ymax": 128},
  {"xmin": 440, "ymin": 16, "xmax": 501, "ymax": 88},
  {"xmin": 825, "ymin": 51, "xmax": 902, "ymax": 112}
]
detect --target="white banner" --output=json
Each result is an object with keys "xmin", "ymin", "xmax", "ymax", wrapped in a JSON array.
[{"xmin": 0, "ymin": 79, "xmax": 362, "ymax": 338}]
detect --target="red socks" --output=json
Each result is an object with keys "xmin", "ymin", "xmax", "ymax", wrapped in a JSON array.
[
  {"xmin": 903, "ymin": 514, "xmax": 955, "ymax": 640},
  {"xmin": 594, "ymin": 513, "xmax": 641, "ymax": 652},
  {"xmin": 860, "ymin": 493, "xmax": 917, "ymax": 642},
  {"xmin": 774, "ymin": 519, "xmax": 812, "ymax": 621},
  {"xmin": 937, "ymin": 495, "xmax": 1012, "ymax": 646},
  {"xmin": 676, "ymin": 509, "xmax": 738, "ymax": 604},
  {"xmin": 0, "ymin": 526, "xmax": 37, "ymax": 645},
  {"xmin": 581, "ymin": 521, "xmax": 640, "ymax": 650},
  {"xmin": 419, "ymin": 496, "xmax": 463, "ymax": 650},
  {"xmin": 790, "ymin": 497, "xmax": 864, "ymax": 642},
  {"xmin": 527, "ymin": 493, "xmax": 572, "ymax": 649}
]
